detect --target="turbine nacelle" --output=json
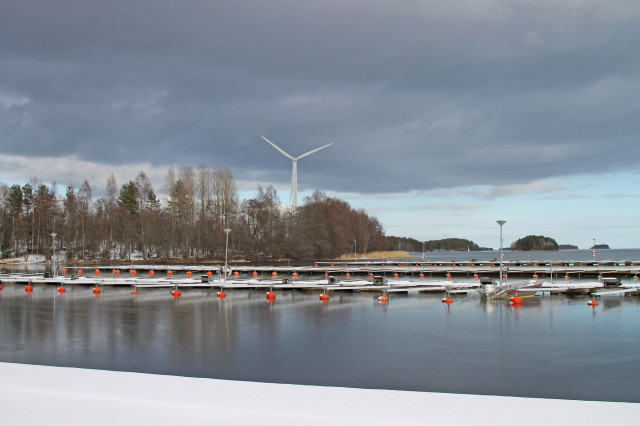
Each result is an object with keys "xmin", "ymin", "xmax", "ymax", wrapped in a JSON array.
[{"xmin": 260, "ymin": 135, "xmax": 333, "ymax": 208}]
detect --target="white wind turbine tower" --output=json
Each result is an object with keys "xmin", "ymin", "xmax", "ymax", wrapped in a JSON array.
[{"xmin": 260, "ymin": 135, "xmax": 333, "ymax": 208}]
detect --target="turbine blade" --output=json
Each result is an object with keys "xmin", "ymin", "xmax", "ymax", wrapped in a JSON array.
[
  {"xmin": 260, "ymin": 135, "xmax": 295, "ymax": 160},
  {"xmin": 295, "ymin": 143, "xmax": 334, "ymax": 160}
]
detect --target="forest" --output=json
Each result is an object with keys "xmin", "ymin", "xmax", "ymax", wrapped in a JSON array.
[
  {"xmin": 0, "ymin": 167, "xmax": 388, "ymax": 262},
  {"xmin": 387, "ymin": 236, "xmax": 480, "ymax": 252}
]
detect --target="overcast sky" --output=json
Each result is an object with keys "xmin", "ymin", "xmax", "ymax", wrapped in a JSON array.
[{"xmin": 1, "ymin": 1, "xmax": 639, "ymax": 250}]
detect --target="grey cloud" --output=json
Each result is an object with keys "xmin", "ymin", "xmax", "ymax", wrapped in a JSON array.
[{"xmin": 1, "ymin": 1, "xmax": 640, "ymax": 194}]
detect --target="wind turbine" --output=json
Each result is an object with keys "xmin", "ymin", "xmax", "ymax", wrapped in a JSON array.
[{"xmin": 260, "ymin": 135, "xmax": 333, "ymax": 208}]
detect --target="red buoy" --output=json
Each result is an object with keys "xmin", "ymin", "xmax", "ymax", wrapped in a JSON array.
[
  {"xmin": 588, "ymin": 299, "xmax": 599, "ymax": 306},
  {"xmin": 132, "ymin": 290, "xmax": 139, "ymax": 295},
  {"xmin": 25, "ymin": 285, "xmax": 33, "ymax": 293},
  {"xmin": 115, "ymin": 270, "xmax": 121, "ymax": 276},
  {"xmin": 292, "ymin": 272, "xmax": 298, "ymax": 279},
  {"xmin": 379, "ymin": 295, "xmax": 389, "ymax": 303},
  {"xmin": 446, "ymin": 273, "xmax": 452, "ymax": 279},
  {"xmin": 420, "ymin": 274, "xmax": 424, "ymax": 279},
  {"xmin": 0, "ymin": 284, "xmax": 3, "ymax": 291},
  {"xmin": 266, "ymin": 291, "xmax": 276, "ymax": 300},
  {"xmin": 320, "ymin": 293, "xmax": 330, "ymax": 301},
  {"xmin": 93, "ymin": 288, "xmax": 101, "ymax": 295},
  {"xmin": 95, "ymin": 269, "xmax": 100, "ymax": 276},
  {"xmin": 442, "ymin": 297, "xmax": 454, "ymax": 304},
  {"xmin": 533, "ymin": 274, "xmax": 539, "ymax": 279},
  {"xmin": 58, "ymin": 287, "xmax": 66, "ymax": 293},
  {"xmin": 131, "ymin": 270, "xmax": 137, "ymax": 277},
  {"xmin": 234, "ymin": 271, "xmax": 239, "ymax": 277},
  {"xmin": 393, "ymin": 273, "xmax": 399, "ymax": 278},
  {"xmin": 324, "ymin": 273, "xmax": 329, "ymax": 278},
  {"xmin": 253, "ymin": 271, "xmax": 258, "ymax": 278},
  {"xmin": 510, "ymin": 296, "xmax": 523, "ymax": 304},
  {"xmin": 187, "ymin": 271, "xmax": 193, "ymax": 277},
  {"xmin": 474, "ymin": 274, "xmax": 479, "ymax": 279},
  {"xmin": 217, "ymin": 291, "xmax": 226, "ymax": 299},
  {"xmin": 565, "ymin": 275, "xmax": 570, "ymax": 280},
  {"xmin": 78, "ymin": 269, "xmax": 83, "ymax": 275},
  {"xmin": 369, "ymin": 273, "xmax": 374, "ymax": 278},
  {"xmin": 167, "ymin": 270, "xmax": 173, "ymax": 277},
  {"xmin": 149, "ymin": 270, "xmax": 155, "ymax": 277},
  {"xmin": 61, "ymin": 269, "xmax": 67, "ymax": 275},
  {"xmin": 172, "ymin": 290, "xmax": 181, "ymax": 298},
  {"xmin": 272, "ymin": 272, "xmax": 278, "ymax": 278}
]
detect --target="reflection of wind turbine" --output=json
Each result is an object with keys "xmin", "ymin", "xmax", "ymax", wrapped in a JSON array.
[{"xmin": 260, "ymin": 135, "xmax": 333, "ymax": 208}]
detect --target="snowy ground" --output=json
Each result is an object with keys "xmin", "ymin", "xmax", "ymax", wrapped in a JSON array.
[{"xmin": 1, "ymin": 363, "xmax": 638, "ymax": 425}]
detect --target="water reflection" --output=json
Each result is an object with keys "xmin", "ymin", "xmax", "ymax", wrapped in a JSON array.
[{"xmin": 0, "ymin": 282, "xmax": 639, "ymax": 402}]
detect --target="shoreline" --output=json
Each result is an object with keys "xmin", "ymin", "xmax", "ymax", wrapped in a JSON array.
[{"xmin": 1, "ymin": 362, "xmax": 638, "ymax": 425}]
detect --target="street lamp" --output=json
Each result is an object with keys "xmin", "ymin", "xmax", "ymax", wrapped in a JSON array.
[
  {"xmin": 593, "ymin": 238, "xmax": 596, "ymax": 263},
  {"xmin": 224, "ymin": 228, "xmax": 231, "ymax": 283},
  {"xmin": 50, "ymin": 233, "xmax": 57, "ymax": 277},
  {"xmin": 496, "ymin": 220, "xmax": 506, "ymax": 286},
  {"xmin": 354, "ymin": 239, "xmax": 357, "ymax": 262}
]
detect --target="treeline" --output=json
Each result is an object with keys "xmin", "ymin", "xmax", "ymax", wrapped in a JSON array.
[
  {"xmin": 0, "ymin": 167, "xmax": 387, "ymax": 262},
  {"xmin": 387, "ymin": 236, "xmax": 479, "ymax": 252},
  {"xmin": 511, "ymin": 235, "xmax": 558, "ymax": 251}
]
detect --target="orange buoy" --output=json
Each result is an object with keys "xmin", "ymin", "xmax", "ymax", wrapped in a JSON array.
[
  {"xmin": 588, "ymin": 299, "xmax": 599, "ymax": 306},
  {"xmin": 292, "ymin": 272, "xmax": 298, "ymax": 279},
  {"xmin": 503, "ymin": 274, "xmax": 507, "ymax": 279},
  {"xmin": 346, "ymin": 273, "xmax": 351, "ymax": 278},
  {"xmin": 314, "ymin": 263, "xmax": 318, "ymax": 267},
  {"xmin": 369, "ymin": 272, "xmax": 374, "ymax": 278},
  {"xmin": 167, "ymin": 270, "xmax": 173, "ymax": 277},
  {"xmin": 115, "ymin": 270, "xmax": 121, "ymax": 276},
  {"xmin": 393, "ymin": 273, "xmax": 399, "ymax": 278},
  {"xmin": 420, "ymin": 274, "xmax": 424, "ymax": 279},
  {"xmin": 533, "ymin": 274, "xmax": 539, "ymax": 279},
  {"xmin": 565, "ymin": 275, "xmax": 570, "ymax": 280},
  {"xmin": 324, "ymin": 273, "xmax": 329, "ymax": 278},
  {"xmin": 452, "ymin": 264, "xmax": 456, "ymax": 268},
  {"xmin": 131, "ymin": 270, "xmax": 137, "ymax": 277},
  {"xmin": 381, "ymin": 263, "xmax": 385, "ymax": 267},
  {"xmin": 58, "ymin": 287, "xmax": 66, "ymax": 293},
  {"xmin": 217, "ymin": 291, "xmax": 226, "ymax": 299},
  {"xmin": 442, "ymin": 297, "xmax": 454, "ymax": 304},
  {"xmin": 345, "ymin": 264, "xmax": 348, "ymax": 267},
  {"xmin": 266, "ymin": 291, "xmax": 276, "ymax": 300},
  {"xmin": 434, "ymin": 264, "xmax": 437, "ymax": 268},
  {"xmin": 0, "ymin": 284, "xmax": 3, "ymax": 291},
  {"xmin": 635, "ymin": 275, "xmax": 639, "ymax": 280},
  {"xmin": 25, "ymin": 285, "xmax": 33, "ymax": 293},
  {"xmin": 398, "ymin": 263, "xmax": 402, "ymax": 267},
  {"xmin": 172, "ymin": 290, "xmax": 181, "ymax": 298},
  {"xmin": 379, "ymin": 295, "xmax": 389, "ymax": 303},
  {"xmin": 252, "ymin": 271, "xmax": 258, "ymax": 278},
  {"xmin": 233, "ymin": 271, "xmax": 239, "ymax": 277},
  {"xmin": 61, "ymin": 268, "xmax": 67, "ymax": 275},
  {"xmin": 132, "ymin": 290, "xmax": 139, "ymax": 295},
  {"xmin": 149, "ymin": 270, "xmax": 155, "ymax": 277},
  {"xmin": 207, "ymin": 271, "xmax": 212, "ymax": 277},
  {"xmin": 320, "ymin": 293, "xmax": 330, "ymax": 301},
  {"xmin": 474, "ymin": 274, "xmax": 479, "ymax": 279},
  {"xmin": 472, "ymin": 264, "xmax": 476, "ymax": 268},
  {"xmin": 272, "ymin": 272, "xmax": 278, "ymax": 278},
  {"xmin": 365, "ymin": 264, "xmax": 369, "ymax": 267},
  {"xmin": 331, "ymin": 263, "xmax": 334, "ymax": 267},
  {"xmin": 78, "ymin": 269, "xmax": 83, "ymax": 275},
  {"xmin": 95, "ymin": 269, "xmax": 100, "ymax": 276},
  {"xmin": 187, "ymin": 271, "xmax": 193, "ymax": 277},
  {"xmin": 446, "ymin": 273, "xmax": 452, "ymax": 279},
  {"xmin": 93, "ymin": 288, "xmax": 101, "ymax": 295},
  {"xmin": 510, "ymin": 296, "xmax": 523, "ymax": 304}
]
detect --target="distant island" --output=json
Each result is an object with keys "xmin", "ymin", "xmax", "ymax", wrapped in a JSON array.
[
  {"xmin": 558, "ymin": 244, "xmax": 578, "ymax": 250},
  {"xmin": 591, "ymin": 244, "xmax": 610, "ymax": 250},
  {"xmin": 388, "ymin": 236, "xmax": 479, "ymax": 252},
  {"xmin": 511, "ymin": 235, "xmax": 558, "ymax": 251}
]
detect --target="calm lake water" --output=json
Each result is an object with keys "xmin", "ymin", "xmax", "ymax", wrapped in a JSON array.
[{"xmin": 1, "ymin": 281, "xmax": 638, "ymax": 402}]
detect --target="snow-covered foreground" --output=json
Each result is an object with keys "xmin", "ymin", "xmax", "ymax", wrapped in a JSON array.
[{"xmin": 1, "ymin": 363, "xmax": 638, "ymax": 425}]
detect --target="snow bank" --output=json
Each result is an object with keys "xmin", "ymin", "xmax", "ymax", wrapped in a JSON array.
[{"xmin": 1, "ymin": 363, "xmax": 638, "ymax": 425}]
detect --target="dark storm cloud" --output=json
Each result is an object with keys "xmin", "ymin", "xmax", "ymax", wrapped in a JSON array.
[{"xmin": 1, "ymin": 0, "xmax": 640, "ymax": 193}]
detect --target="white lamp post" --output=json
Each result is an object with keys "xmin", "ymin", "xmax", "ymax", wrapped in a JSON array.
[
  {"xmin": 50, "ymin": 233, "xmax": 57, "ymax": 277},
  {"xmin": 592, "ymin": 238, "xmax": 597, "ymax": 263},
  {"xmin": 496, "ymin": 221, "xmax": 506, "ymax": 286},
  {"xmin": 224, "ymin": 228, "xmax": 231, "ymax": 283}
]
